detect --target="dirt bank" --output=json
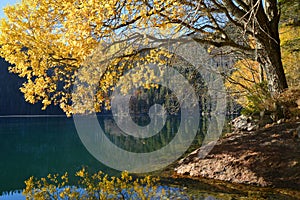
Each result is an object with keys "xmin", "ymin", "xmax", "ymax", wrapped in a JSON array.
[{"xmin": 175, "ymin": 120, "xmax": 300, "ymax": 190}]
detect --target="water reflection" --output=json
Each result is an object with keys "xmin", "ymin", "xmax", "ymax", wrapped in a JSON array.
[
  {"xmin": 0, "ymin": 188, "xmax": 220, "ymax": 200},
  {"xmin": 74, "ymin": 113, "xmax": 203, "ymax": 173},
  {"xmin": 0, "ymin": 190, "xmax": 24, "ymax": 200},
  {"xmin": 100, "ymin": 115, "xmax": 181, "ymax": 153},
  {"xmin": 0, "ymin": 114, "xmax": 207, "ymax": 193},
  {"xmin": 0, "ymin": 117, "xmax": 111, "ymax": 193},
  {"xmin": 0, "ymin": 116, "xmax": 297, "ymax": 199}
]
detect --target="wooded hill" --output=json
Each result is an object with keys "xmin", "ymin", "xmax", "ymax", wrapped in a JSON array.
[{"xmin": 0, "ymin": 58, "xmax": 63, "ymax": 115}]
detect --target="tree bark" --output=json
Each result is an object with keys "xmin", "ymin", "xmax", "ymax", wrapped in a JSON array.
[
  {"xmin": 256, "ymin": 0, "xmax": 288, "ymax": 96},
  {"xmin": 257, "ymin": 41, "xmax": 288, "ymax": 95}
]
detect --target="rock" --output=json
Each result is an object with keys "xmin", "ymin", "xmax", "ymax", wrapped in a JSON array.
[
  {"xmin": 174, "ymin": 120, "xmax": 300, "ymax": 189},
  {"xmin": 232, "ymin": 115, "xmax": 258, "ymax": 131},
  {"xmin": 231, "ymin": 115, "xmax": 249, "ymax": 130},
  {"xmin": 247, "ymin": 123, "xmax": 258, "ymax": 131},
  {"xmin": 175, "ymin": 153, "xmax": 269, "ymax": 186},
  {"xmin": 277, "ymin": 119, "xmax": 285, "ymax": 124}
]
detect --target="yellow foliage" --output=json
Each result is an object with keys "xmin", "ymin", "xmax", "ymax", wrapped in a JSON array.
[
  {"xmin": 225, "ymin": 59, "xmax": 266, "ymax": 107},
  {"xmin": 23, "ymin": 168, "xmax": 182, "ymax": 199},
  {"xmin": 0, "ymin": 0, "xmax": 185, "ymax": 115},
  {"xmin": 226, "ymin": 55, "xmax": 299, "ymax": 118},
  {"xmin": 279, "ymin": 25, "xmax": 300, "ymax": 87},
  {"xmin": 277, "ymin": 87, "xmax": 300, "ymax": 118},
  {"xmin": 1, "ymin": 0, "xmax": 294, "ymax": 116},
  {"xmin": 225, "ymin": 23, "xmax": 299, "ymax": 116}
]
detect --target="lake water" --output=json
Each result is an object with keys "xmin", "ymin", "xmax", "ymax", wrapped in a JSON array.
[
  {"xmin": 0, "ymin": 115, "xmax": 204, "ymax": 190},
  {"xmin": 0, "ymin": 116, "xmax": 297, "ymax": 199},
  {"xmin": 0, "ymin": 116, "xmax": 115, "ymax": 194}
]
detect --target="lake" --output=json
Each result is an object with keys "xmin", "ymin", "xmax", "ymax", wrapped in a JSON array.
[
  {"xmin": 0, "ymin": 115, "xmax": 204, "ymax": 191},
  {"xmin": 0, "ymin": 116, "xmax": 297, "ymax": 199},
  {"xmin": 0, "ymin": 116, "xmax": 116, "ymax": 194}
]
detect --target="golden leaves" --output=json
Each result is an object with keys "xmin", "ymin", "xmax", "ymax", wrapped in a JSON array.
[
  {"xmin": 0, "ymin": 0, "xmax": 191, "ymax": 115},
  {"xmin": 279, "ymin": 25, "xmax": 300, "ymax": 87},
  {"xmin": 23, "ymin": 168, "xmax": 174, "ymax": 199},
  {"xmin": 225, "ymin": 59, "xmax": 266, "ymax": 107}
]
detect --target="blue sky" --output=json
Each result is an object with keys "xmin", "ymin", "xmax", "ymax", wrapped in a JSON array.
[{"xmin": 0, "ymin": 0, "xmax": 19, "ymax": 19}]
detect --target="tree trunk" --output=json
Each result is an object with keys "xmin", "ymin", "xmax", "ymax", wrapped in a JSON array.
[
  {"xmin": 257, "ymin": 32, "xmax": 288, "ymax": 120},
  {"xmin": 258, "ymin": 43, "xmax": 288, "ymax": 96},
  {"xmin": 256, "ymin": 0, "xmax": 289, "ymax": 96}
]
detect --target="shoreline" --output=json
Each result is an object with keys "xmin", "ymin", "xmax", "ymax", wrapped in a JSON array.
[{"xmin": 172, "ymin": 119, "xmax": 300, "ymax": 191}]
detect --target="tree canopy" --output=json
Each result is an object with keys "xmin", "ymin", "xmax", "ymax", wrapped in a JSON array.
[
  {"xmin": 0, "ymin": 0, "xmax": 289, "ymax": 115},
  {"xmin": 278, "ymin": 0, "xmax": 299, "ymax": 26},
  {"xmin": 279, "ymin": 0, "xmax": 300, "ymax": 87}
]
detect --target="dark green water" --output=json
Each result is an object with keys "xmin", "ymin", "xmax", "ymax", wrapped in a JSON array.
[
  {"xmin": 0, "ymin": 115, "xmax": 202, "ymax": 193},
  {"xmin": 0, "ymin": 116, "xmax": 298, "ymax": 199},
  {"xmin": 0, "ymin": 117, "xmax": 115, "ymax": 193}
]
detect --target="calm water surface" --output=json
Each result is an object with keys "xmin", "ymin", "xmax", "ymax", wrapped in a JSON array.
[
  {"xmin": 0, "ymin": 116, "xmax": 114, "ymax": 194},
  {"xmin": 0, "ymin": 116, "xmax": 297, "ymax": 199}
]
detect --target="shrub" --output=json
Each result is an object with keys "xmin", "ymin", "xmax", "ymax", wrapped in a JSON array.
[{"xmin": 23, "ymin": 168, "xmax": 189, "ymax": 200}]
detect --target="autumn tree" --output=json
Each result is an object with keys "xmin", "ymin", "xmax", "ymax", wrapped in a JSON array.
[
  {"xmin": 278, "ymin": 0, "xmax": 299, "ymax": 26},
  {"xmin": 223, "ymin": 0, "xmax": 299, "ymax": 117},
  {"xmin": 0, "ymin": 0, "xmax": 289, "ymax": 114},
  {"xmin": 279, "ymin": 0, "xmax": 300, "ymax": 87}
]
